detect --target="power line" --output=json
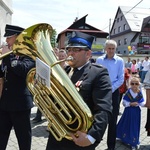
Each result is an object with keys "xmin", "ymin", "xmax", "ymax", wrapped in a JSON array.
[{"xmin": 124, "ymin": 0, "xmax": 143, "ymax": 15}]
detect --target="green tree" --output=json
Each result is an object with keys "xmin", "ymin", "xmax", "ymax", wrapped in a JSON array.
[{"xmin": 51, "ymin": 29, "xmax": 57, "ymax": 48}]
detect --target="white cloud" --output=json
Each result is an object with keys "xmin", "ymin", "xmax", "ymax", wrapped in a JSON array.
[{"xmin": 12, "ymin": 0, "xmax": 149, "ymax": 34}]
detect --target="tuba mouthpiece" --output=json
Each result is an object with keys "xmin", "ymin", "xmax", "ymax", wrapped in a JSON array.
[
  {"xmin": 66, "ymin": 56, "xmax": 74, "ymax": 61},
  {"xmin": 51, "ymin": 56, "xmax": 74, "ymax": 67}
]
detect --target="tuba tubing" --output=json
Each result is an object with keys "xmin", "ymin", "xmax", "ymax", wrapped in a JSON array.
[{"xmin": 12, "ymin": 23, "xmax": 93, "ymax": 141}]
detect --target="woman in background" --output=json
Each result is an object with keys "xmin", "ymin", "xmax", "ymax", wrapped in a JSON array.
[{"xmin": 131, "ymin": 59, "xmax": 138, "ymax": 75}]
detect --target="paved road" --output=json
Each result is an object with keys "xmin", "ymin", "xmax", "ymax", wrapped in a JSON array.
[{"xmin": 7, "ymin": 88, "xmax": 150, "ymax": 150}]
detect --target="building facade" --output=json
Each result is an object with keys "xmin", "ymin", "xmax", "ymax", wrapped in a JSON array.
[
  {"xmin": 0, "ymin": 0, "xmax": 12, "ymax": 46},
  {"xmin": 57, "ymin": 14, "xmax": 108, "ymax": 53},
  {"xmin": 110, "ymin": 6, "xmax": 150, "ymax": 55}
]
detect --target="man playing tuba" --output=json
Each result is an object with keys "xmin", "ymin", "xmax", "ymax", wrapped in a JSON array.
[{"xmin": 46, "ymin": 31, "xmax": 112, "ymax": 150}]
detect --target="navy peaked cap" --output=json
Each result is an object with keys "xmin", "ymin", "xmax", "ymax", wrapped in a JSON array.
[
  {"xmin": 4, "ymin": 24, "xmax": 25, "ymax": 37},
  {"xmin": 66, "ymin": 31, "xmax": 94, "ymax": 49}
]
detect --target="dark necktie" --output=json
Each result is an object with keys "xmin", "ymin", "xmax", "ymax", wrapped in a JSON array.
[{"xmin": 71, "ymin": 68, "xmax": 78, "ymax": 81}]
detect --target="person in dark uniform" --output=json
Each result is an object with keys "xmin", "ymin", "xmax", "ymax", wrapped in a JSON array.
[
  {"xmin": 46, "ymin": 31, "xmax": 112, "ymax": 150},
  {"xmin": 0, "ymin": 24, "xmax": 35, "ymax": 150},
  {"xmin": 32, "ymin": 108, "xmax": 42, "ymax": 123}
]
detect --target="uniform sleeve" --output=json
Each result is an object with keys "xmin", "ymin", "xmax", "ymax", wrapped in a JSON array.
[
  {"xmin": 4, "ymin": 55, "xmax": 35, "ymax": 79},
  {"xmin": 0, "ymin": 66, "xmax": 4, "ymax": 78},
  {"xmin": 122, "ymin": 99, "xmax": 130, "ymax": 107},
  {"xmin": 0, "ymin": 65, "xmax": 4, "ymax": 97},
  {"xmin": 88, "ymin": 66, "xmax": 112, "ymax": 142},
  {"xmin": 112, "ymin": 59, "xmax": 124, "ymax": 92}
]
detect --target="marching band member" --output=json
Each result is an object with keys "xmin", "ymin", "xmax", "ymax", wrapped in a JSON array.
[
  {"xmin": 46, "ymin": 31, "xmax": 112, "ymax": 150},
  {"xmin": 0, "ymin": 24, "xmax": 35, "ymax": 150}
]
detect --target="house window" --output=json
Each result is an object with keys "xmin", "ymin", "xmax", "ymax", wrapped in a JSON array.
[
  {"xmin": 124, "ymin": 38, "xmax": 127, "ymax": 45},
  {"xmin": 78, "ymin": 25, "xmax": 90, "ymax": 29},
  {"xmin": 141, "ymin": 37, "xmax": 149, "ymax": 43},
  {"xmin": 120, "ymin": 16, "xmax": 123, "ymax": 21},
  {"xmin": 85, "ymin": 26, "xmax": 90, "ymax": 29},
  {"xmin": 117, "ymin": 18, "xmax": 119, "ymax": 23},
  {"xmin": 79, "ymin": 26, "xmax": 84, "ymax": 29},
  {"xmin": 66, "ymin": 33, "xmax": 72, "ymax": 39},
  {"xmin": 118, "ymin": 26, "xmax": 121, "ymax": 33},
  {"xmin": 124, "ymin": 24, "xmax": 127, "ymax": 30},
  {"xmin": 114, "ymin": 28, "xmax": 116, "ymax": 34},
  {"xmin": 118, "ymin": 40, "xmax": 121, "ymax": 46}
]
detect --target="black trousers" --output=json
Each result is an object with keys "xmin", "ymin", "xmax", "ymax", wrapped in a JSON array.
[
  {"xmin": 145, "ymin": 109, "xmax": 150, "ymax": 136},
  {"xmin": 107, "ymin": 89, "xmax": 120, "ymax": 149},
  {"xmin": 34, "ymin": 108, "xmax": 42, "ymax": 120},
  {"xmin": 0, "ymin": 109, "xmax": 32, "ymax": 150}
]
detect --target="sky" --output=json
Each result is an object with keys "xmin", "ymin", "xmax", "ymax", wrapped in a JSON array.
[{"xmin": 12, "ymin": 0, "xmax": 149, "ymax": 34}]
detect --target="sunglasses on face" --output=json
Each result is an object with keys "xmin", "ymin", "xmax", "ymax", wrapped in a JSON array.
[{"xmin": 130, "ymin": 82, "xmax": 139, "ymax": 86}]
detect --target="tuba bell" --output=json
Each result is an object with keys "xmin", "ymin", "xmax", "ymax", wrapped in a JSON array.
[{"xmin": 12, "ymin": 23, "xmax": 93, "ymax": 141}]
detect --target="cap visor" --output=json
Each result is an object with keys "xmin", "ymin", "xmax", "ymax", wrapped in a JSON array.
[
  {"xmin": 4, "ymin": 32, "xmax": 10, "ymax": 37},
  {"xmin": 4, "ymin": 33, "xmax": 17, "ymax": 38},
  {"xmin": 66, "ymin": 43, "xmax": 88, "ymax": 49}
]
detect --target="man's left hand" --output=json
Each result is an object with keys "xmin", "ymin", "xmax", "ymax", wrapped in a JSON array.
[{"xmin": 71, "ymin": 131, "xmax": 92, "ymax": 147}]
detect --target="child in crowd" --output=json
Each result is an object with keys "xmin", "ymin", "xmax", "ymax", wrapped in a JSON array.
[{"xmin": 116, "ymin": 76, "xmax": 145, "ymax": 150}]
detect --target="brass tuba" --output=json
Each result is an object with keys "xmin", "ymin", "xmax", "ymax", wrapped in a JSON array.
[{"xmin": 12, "ymin": 23, "xmax": 93, "ymax": 141}]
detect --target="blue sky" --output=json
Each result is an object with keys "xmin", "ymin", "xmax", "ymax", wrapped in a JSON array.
[{"xmin": 12, "ymin": 0, "xmax": 149, "ymax": 34}]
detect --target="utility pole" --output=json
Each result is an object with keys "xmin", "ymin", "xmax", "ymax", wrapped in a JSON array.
[{"xmin": 109, "ymin": 18, "xmax": 111, "ymax": 39}]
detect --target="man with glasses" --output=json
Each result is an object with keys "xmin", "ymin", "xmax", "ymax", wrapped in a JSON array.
[{"xmin": 46, "ymin": 31, "xmax": 112, "ymax": 150}]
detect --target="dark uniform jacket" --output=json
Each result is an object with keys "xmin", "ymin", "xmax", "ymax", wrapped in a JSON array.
[
  {"xmin": 0, "ymin": 54, "xmax": 35, "ymax": 111},
  {"xmin": 47, "ymin": 62, "xmax": 112, "ymax": 150}
]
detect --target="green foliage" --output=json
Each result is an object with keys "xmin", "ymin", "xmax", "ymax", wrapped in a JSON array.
[{"xmin": 51, "ymin": 29, "xmax": 57, "ymax": 48}]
